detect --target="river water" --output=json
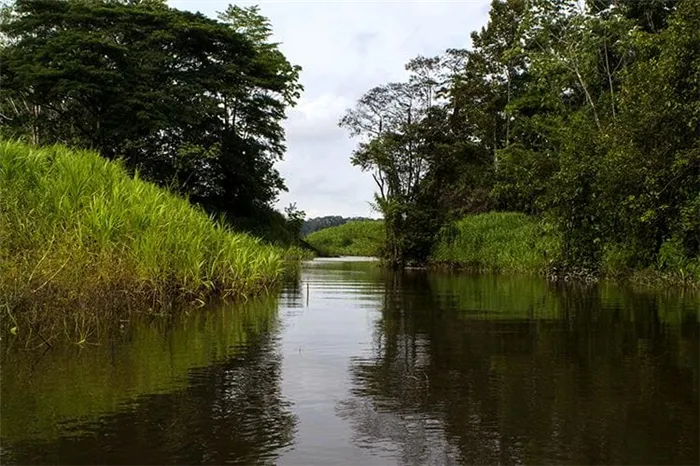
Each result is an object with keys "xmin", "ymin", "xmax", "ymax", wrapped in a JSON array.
[{"xmin": 1, "ymin": 258, "xmax": 698, "ymax": 465}]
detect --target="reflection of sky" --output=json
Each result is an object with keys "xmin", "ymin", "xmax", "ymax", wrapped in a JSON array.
[
  {"xmin": 169, "ymin": 1, "xmax": 491, "ymax": 218},
  {"xmin": 278, "ymin": 261, "xmax": 391, "ymax": 464},
  {"xmin": 4, "ymin": 260, "xmax": 697, "ymax": 464},
  {"xmin": 277, "ymin": 260, "xmax": 459, "ymax": 464}
]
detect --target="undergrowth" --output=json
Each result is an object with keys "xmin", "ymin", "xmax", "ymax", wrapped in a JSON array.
[{"xmin": 430, "ymin": 212, "xmax": 557, "ymax": 273}]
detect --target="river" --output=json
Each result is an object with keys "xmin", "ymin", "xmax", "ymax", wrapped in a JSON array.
[{"xmin": 1, "ymin": 258, "xmax": 698, "ymax": 465}]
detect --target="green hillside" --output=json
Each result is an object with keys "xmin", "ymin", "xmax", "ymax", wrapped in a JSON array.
[
  {"xmin": 305, "ymin": 220, "xmax": 384, "ymax": 257},
  {"xmin": 1, "ymin": 141, "xmax": 286, "ymax": 327}
]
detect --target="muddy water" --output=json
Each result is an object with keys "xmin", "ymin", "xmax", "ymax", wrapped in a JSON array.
[{"xmin": 1, "ymin": 258, "xmax": 698, "ymax": 465}]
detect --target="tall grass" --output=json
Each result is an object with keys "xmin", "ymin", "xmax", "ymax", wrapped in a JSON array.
[
  {"xmin": 0, "ymin": 141, "xmax": 285, "ymax": 325},
  {"xmin": 430, "ymin": 212, "xmax": 558, "ymax": 273},
  {"xmin": 305, "ymin": 220, "xmax": 384, "ymax": 257}
]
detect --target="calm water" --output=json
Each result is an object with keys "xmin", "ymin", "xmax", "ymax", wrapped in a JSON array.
[{"xmin": 1, "ymin": 259, "xmax": 698, "ymax": 465}]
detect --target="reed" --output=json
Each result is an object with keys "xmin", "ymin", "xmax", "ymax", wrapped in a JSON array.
[
  {"xmin": 430, "ymin": 212, "xmax": 558, "ymax": 273},
  {"xmin": 0, "ymin": 141, "xmax": 287, "ymax": 329}
]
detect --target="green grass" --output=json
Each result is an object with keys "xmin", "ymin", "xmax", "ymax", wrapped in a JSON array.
[
  {"xmin": 0, "ymin": 141, "xmax": 286, "ymax": 322},
  {"xmin": 305, "ymin": 220, "xmax": 384, "ymax": 257},
  {"xmin": 430, "ymin": 212, "xmax": 558, "ymax": 273}
]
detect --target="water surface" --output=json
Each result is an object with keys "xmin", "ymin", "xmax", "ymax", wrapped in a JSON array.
[{"xmin": 2, "ymin": 259, "xmax": 698, "ymax": 464}]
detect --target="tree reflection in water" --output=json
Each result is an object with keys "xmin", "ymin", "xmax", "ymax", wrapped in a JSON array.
[
  {"xmin": 339, "ymin": 270, "xmax": 699, "ymax": 465},
  {"xmin": 2, "ymin": 299, "xmax": 297, "ymax": 466}
]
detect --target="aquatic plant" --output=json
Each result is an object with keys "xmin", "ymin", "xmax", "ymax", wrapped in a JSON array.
[{"xmin": 430, "ymin": 212, "xmax": 558, "ymax": 273}]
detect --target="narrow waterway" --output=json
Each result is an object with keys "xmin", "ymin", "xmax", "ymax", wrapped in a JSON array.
[{"xmin": 1, "ymin": 258, "xmax": 698, "ymax": 465}]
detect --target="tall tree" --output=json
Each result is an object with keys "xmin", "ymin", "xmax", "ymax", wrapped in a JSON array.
[
  {"xmin": 340, "ymin": 65, "xmax": 443, "ymax": 265},
  {"xmin": 0, "ymin": 0, "xmax": 301, "ymax": 221},
  {"xmin": 340, "ymin": 54, "xmax": 487, "ymax": 265}
]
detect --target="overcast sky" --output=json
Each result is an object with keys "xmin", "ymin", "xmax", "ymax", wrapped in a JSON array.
[{"xmin": 170, "ymin": 0, "xmax": 492, "ymax": 218}]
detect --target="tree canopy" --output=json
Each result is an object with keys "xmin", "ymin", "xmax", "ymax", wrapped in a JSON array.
[
  {"xmin": 1, "ymin": 0, "xmax": 301, "ymax": 221},
  {"xmin": 341, "ymin": 0, "xmax": 699, "ymax": 272}
]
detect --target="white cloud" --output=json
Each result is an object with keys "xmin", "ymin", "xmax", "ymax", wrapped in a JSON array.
[
  {"xmin": 169, "ymin": 0, "xmax": 491, "ymax": 218},
  {"xmin": 285, "ymin": 93, "xmax": 352, "ymax": 137}
]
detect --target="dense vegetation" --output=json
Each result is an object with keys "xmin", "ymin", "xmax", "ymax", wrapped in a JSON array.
[
  {"xmin": 305, "ymin": 221, "xmax": 384, "ymax": 257},
  {"xmin": 431, "ymin": 213, "xmax": 556, "ymax": 272},
  {"xmin": 304, "ymin": 212, "xmax": 555, "ymax": 274},
  {"xmin": 0, "ymin": 0, "xmax": 314, "ymax": 334},
  {"xmin": 0, "ymin": 0, "xmax": 303, "ymax": 241},
  {"xmin": 301, "ymin": 215, "xmax": 376, "ymax": 237},
  {"xmin": 0, "ymin": 141, "xmax": 286, "ymax": 326},
  {"xmin": 341, "ymin": 0, "xmax": 699, "ymax": 281}
]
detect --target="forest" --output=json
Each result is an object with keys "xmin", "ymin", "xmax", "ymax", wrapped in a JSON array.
[
  {"xmin": 0, "ymin": 0, "xmax": 312, "ymax": 328},
  {"xmin": 340, "ymin": 0, "xmax": 699, "ymax": 280},
  {"xmin": 1, "ymin": 0, "xmax": 698, "ymax": 285},
  {"xmin": 0, "ymin": 0, "xmax": 304, "ymax": 243},
  {"xmin": 0, "ymin": 2, "xmax": 697, "ymax": 462}
]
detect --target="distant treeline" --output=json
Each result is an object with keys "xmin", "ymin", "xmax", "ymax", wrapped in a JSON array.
[
  {"xmin": 301, "ymin": 216, "xmax": 378, "ymax": 237},
  {"xmin": 340, "ymin": 0, "xmax": 700, "ymax": 281}
]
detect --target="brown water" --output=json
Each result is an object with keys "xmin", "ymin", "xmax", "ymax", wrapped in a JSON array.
[{"xmin": 1, "ymin": 258, "xmax": 698, "ymax": 465}]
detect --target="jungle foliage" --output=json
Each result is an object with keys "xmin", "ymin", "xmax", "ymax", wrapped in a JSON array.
[
  {"xmin": 341, "ymin": 0, "xmax": 699, "ymax": 279},
  {"xmin": 0, "ymin": 0, "xmax": 302, "ymax": 237}
]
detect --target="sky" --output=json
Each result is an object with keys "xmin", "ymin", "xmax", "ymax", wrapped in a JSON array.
[{"xmin": 170, "ymin": 0, "xmax": 492, "ymax": 218}]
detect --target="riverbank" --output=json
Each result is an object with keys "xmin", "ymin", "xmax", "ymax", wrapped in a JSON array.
[
  {"xmin": 305, "ymin": 220, "xmax": 384, "ymax": 257},
  {"xmin": 0, "ymin": 141, "xmax": 295, "ymax": 337},
  {"xmin": 307, "ymin": 211, "xmax": 699, "ymax": 287},
  {"xmin": 430, "ymin": 212, "xmax": 555, "ymax": 273},
  {"xmin": 432, "ymin": 213, "xmax": 699, "ymax": 287}
]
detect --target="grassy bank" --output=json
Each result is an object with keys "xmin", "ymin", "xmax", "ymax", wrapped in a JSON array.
[
  {"xmin": 430, "ymin": 212, "xmax": 699, "ymax": 286},
  {"xmin": 430, "ymin": 213, "xmax": 557, "ymax": 273},
  {"xmin": 305, "ymin": 220, "xmax": 384, "ymax": 257},
  {"xmin": 0, "ymin": 141, "xmax": 287, "ymax": 328},
  {"xmin": 302, "ymin": 213, "xmax": 553, "ymax": 268}
]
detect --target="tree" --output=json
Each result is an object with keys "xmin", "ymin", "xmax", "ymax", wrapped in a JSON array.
[
  {"xmin": 342, "ymin": 0, "xmax": 698, "ymax": 275},
  {"xmin": 490, "ymin": 0, "xmax": 628, "ymax": 266},
  {"xmin": 283, "ymin": 202, "xmax": 306, "ymax": 240},
  {"xmin": 340, "ymin": 65, "xmax": 446, "ymax": 265},
  {"xmin": 0, "ymin": 0, "xmax": 301, "ymax": 223},
  {"xmin": 588, "ymin": 0, "xmax": 677, "ymax": 33},
  {"xmin": 598, "ymin": 0, "xmax": 700, "ymax": 266}
]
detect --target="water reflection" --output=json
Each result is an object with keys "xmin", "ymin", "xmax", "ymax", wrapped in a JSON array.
[
  {"xmin": 1, "ymin": 261, "xmax": 698, "ymax": 465},
  {"xmin": 340, "ymin": 270, "xmax": 699, "ymax": 465},
  {"xmin": 1, "ymin": 297, "xmax": 296, "ymax": 465}
]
